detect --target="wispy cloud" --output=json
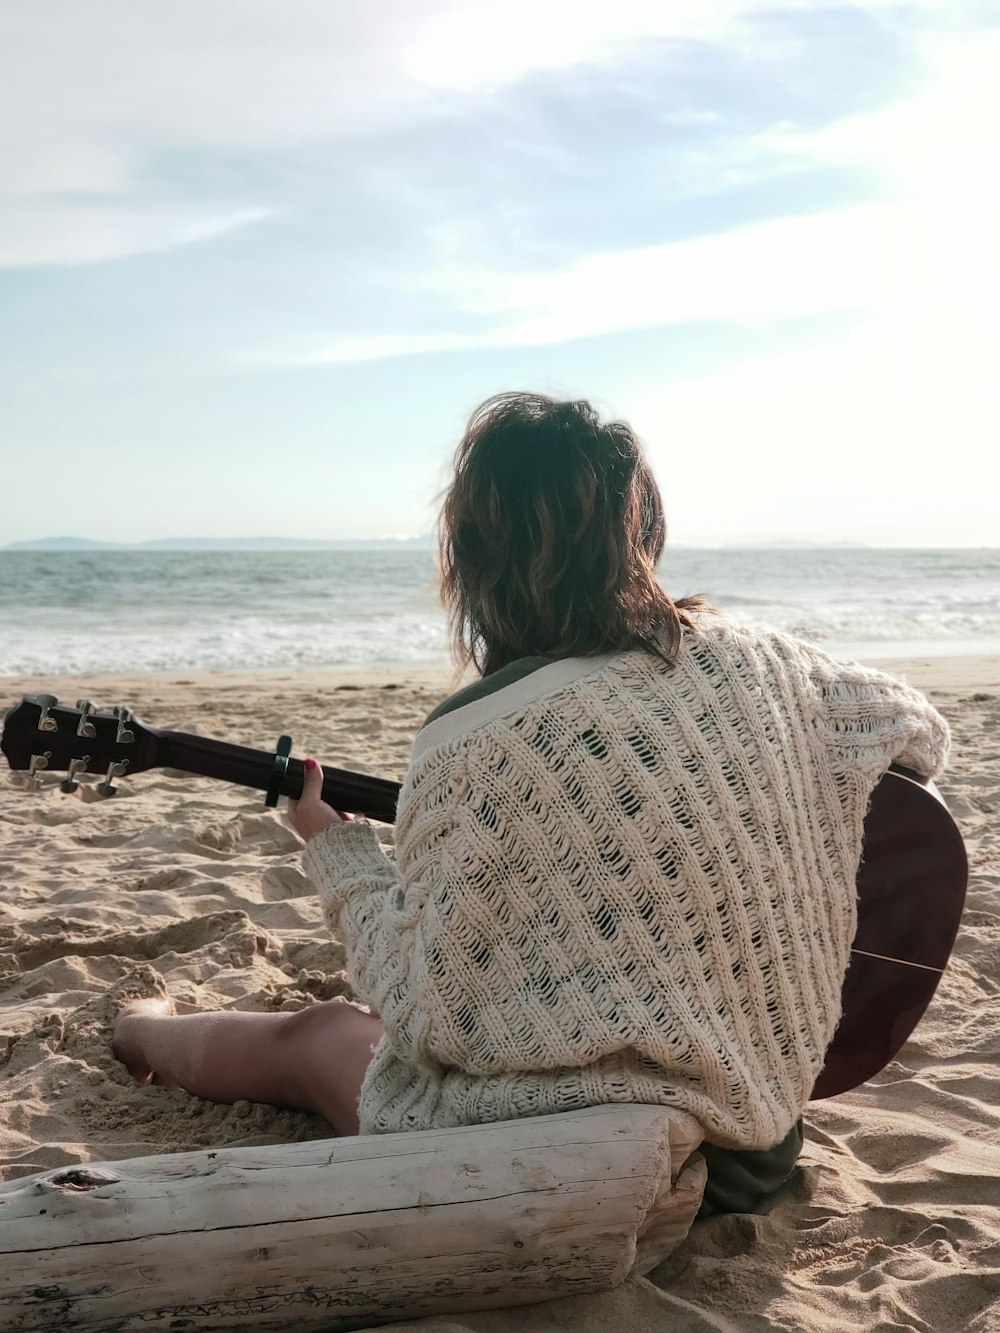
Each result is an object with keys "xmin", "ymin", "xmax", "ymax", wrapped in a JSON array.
[
  {"xmin": 403, "ymin": 0, "xmax": 947, "ymax": 91},
  {"xmin": 0, "ymin": 202, "xmax": 274, "ymax": 269},
  {"xmin": 242, "ymin": 204, "xmax": 897, "ymax": 364},
  {"xmin": 237, "ymin": 16, "xmax": 999, "ymax": 370},
  {"xmin": 0, "ymin": 0, "xmax": 944, "ymax": 269},
  {"xmin": 0, "ymin": 0, "xmax": 431, "ymax": 265}
]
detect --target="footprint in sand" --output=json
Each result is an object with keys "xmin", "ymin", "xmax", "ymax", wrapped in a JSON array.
[
  {"xmin": 131, "ymin": 867, "xmax": 198, "ymax": 893},
  {"xmin": 236, "ymin": 814, "xmax": 303, "ymax": 855},
  {"xmin": 13, "ymin": 910, "xmax": 258, "ymax": 971},
  {"xmin": 3, "ymin": 1013, "xmax": 67, "ymax": 1077},
  {"xmin": 260, "ymin": 866, "xmax": 313, "ymax": 901},
  {"xmin": 28, "ymin": 807, "xmax": 82, "ymax": 827},
  {"xmin": 844, "ymin": 1128, "xmax": 952, "ymax": 1174}
]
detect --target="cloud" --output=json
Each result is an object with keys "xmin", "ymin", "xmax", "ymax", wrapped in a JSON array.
[
  {"xmin": 0, "ymin": 0, "xmax": 953, "ymax": 267},
  {"xmin": 0, "ymin": 1, "xmax": 431, "ymax": 192},
  {"xmin": 235, "ymin": 15, "xmax": 999, "ymax": 371},
  {"xmin": 0, "ymin": 0, "xmax": 434, "ymax": 265},
  {"xmin": 403, "ymin": 0, "xmax": 946, "ymax": 91},
  {"xmin": 239, "ymin": 203, "xmax": 898, "ymax": 364},
  {"xmin": 2, "ymin": 0, "xmax": 939, "ymax": 191},
  {"xmin": 0, "ymin": 202, "xmax": 274, "ymax": 269}
]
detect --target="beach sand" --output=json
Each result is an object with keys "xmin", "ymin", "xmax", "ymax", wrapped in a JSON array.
[{"xmin": 2, "ymin": 656, "xmax": 999, "ymax": 1330}]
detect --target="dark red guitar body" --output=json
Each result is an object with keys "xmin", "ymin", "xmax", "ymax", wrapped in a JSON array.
[{"xmin": 810, "ymin": 768, "xmax": 967, "ymax": 1098}]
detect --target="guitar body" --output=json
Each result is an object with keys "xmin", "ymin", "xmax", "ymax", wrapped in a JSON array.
[
  {"xmin": 2, "ymin": 697, "xmax": 968, "ymax": 1101},
  {"xmin": 810, "ymin": 769, "xmax": 967, "ymax": 1098}
]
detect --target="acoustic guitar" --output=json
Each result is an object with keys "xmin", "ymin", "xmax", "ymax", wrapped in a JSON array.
[{"xmin": 2, "ymin": 694, "xmax": 968, "ymax": 1102}]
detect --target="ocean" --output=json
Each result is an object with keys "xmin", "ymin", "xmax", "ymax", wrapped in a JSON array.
[{"xmin": 1, "ymin": 547, "xmax": 999, "ymax": 677}]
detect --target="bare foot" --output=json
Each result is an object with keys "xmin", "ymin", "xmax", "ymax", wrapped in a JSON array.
[{"xmin": 112, "ymin": 997, "xmax": 176, "ymax": 1085}]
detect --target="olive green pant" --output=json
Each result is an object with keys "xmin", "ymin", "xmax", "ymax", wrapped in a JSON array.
[{"xmin": 696, "ymin": 1117, "xmax": 804, "ymax": 1217}]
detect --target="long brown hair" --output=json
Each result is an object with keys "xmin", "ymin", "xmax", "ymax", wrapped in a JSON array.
[{"xmin": 438, "ymin": 391, "xmax": 713, "ymax": 677}]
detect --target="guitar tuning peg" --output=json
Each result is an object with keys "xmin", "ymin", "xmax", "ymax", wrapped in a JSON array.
[
  {"xmin": 34, "ymin": 693, "xmax": 59, "ymax": 732},
  {"xmin": 12, "ymin": 752, "xmax": 51, "ymax": 792},
  {"xmin": 59, "ymin": 756, "xmax": 91, "ymax": 794},
  {"xmin": 113, "ymin": 707, "xmax": 135, "ymax": 745},
  {"xmin": 75, "ymin": 699, "xmax": 97, "ymax": 739},
  {"xmin": 97, "ymin": 759, "xmax": 129, "ymax": 798}
]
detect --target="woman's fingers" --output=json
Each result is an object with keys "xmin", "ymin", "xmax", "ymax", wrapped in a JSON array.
[
  {"xmin": 302, "ymin": 755, "xmax": 324, "ymax": 799},
  {"xmin": 287, "ymin": 757, "xmax": 349, "ymax": 841}
]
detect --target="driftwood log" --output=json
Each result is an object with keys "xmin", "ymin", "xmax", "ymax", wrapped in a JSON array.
[{"xmin": 0, "ymin": 1104, "xmax": 706, "ymax": 1332}]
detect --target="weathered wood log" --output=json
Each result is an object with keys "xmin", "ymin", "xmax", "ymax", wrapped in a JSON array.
[{"xmin": 0, "ymin": 1104, "xmax": 706, "ymax": 1332}]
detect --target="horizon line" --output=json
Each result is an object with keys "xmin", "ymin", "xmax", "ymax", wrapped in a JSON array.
[{"xmin": 4, "ymin": 537, "xmax": 1000, "ymax": 553}]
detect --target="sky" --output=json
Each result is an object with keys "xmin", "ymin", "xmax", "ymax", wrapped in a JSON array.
[{"xmin": 1, "ymin": 0, "xmax": 998, "ymax": 548}]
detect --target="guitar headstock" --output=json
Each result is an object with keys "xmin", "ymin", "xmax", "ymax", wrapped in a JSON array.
[{"xmin": 1, "ymin": 695, "xmax": 158, "ymax": 794}]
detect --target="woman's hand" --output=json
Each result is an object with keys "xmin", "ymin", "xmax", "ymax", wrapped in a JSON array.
[{"xmin": 287, "ymin": 757, "xmax": 355, "ymax": 843}]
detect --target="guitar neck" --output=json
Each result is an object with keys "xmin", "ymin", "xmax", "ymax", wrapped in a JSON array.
[{"xmin": 152, "ymin": 728, "xmax": 402, "ymax": 823}]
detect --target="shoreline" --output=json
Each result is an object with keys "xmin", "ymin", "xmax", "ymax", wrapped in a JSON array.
[{"xmin": 2, "ymin": 651, "xmax": 998, "ymax": 711}]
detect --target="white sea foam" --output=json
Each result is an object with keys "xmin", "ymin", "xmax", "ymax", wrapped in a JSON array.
[{"xmin": 1, "ymin": 548, "xmax": 998, "ymax": 676}]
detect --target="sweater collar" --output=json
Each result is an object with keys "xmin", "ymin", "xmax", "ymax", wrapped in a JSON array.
[{"xmin": 411, "ymin": 651, "xmax": 623, "ymax": 764}]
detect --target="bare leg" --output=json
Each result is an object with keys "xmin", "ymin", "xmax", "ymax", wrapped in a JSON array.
[{"xmin": 113, "ymin": 997, "xmax": 384, "ymax": 1136}]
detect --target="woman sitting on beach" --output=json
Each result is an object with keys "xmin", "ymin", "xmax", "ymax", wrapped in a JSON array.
[{"xmin": 114, "ymin": 391, "xmax": 950, "ymax": 1216}]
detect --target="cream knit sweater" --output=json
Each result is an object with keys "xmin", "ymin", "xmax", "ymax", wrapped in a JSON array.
[{"xmin": 303, "ymin": 617, "xmax": 949, "ymax": 1149}]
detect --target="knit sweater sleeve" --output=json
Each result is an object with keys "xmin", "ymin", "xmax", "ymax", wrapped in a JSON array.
[
  {"xmin": 798, "ymin": 641, "xmax": 951, "ymax": 779},
  {"xmin": 301, "ymin": 820, "xmax": 417, "ymax": 1021}
]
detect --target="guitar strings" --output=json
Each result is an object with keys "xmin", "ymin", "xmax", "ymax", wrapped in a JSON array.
[{"xmin": 850, "ymin": 947, "xmax": 943, "ymax": 974}]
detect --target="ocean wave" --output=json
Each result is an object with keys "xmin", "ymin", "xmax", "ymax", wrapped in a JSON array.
[
  {"xmin": 1, "ymin": 616, "xmax": 452, "ymax": 676},
  {"xmin": 5, "ymin": 608, "xmax": 1000, "ymax": 677},
  {"xmin": 2, "ymin": 547, "xmax": 998, "ymax": 676}
]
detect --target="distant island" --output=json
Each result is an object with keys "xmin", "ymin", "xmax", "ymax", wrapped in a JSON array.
[
  {"xmin": 721, "ymin": 540, "xmax": 870, "ymax": 550},
  {"xmin": 2, "ymin": 535, "xmax": 436, "ymax": 552}
]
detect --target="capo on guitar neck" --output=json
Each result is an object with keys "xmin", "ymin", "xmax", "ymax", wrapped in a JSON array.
[{"xmin": 265, "ymin": 734, "xmax": 293, "ymax": 808}]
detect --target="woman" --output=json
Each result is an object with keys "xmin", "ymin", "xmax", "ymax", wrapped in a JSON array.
[{"xmin": 114, "ymin": 391, "xmax": 949, "ymax": 1216}]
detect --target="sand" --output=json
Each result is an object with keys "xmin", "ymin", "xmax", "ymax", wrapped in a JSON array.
[{"xmin": 2, "ymin": 656, "xmax": 999, "ymax": 1331}]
